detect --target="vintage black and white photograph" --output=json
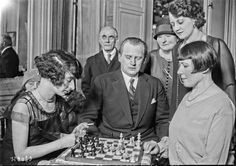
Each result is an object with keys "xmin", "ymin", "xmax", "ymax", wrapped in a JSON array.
[{"xmin": 0, "ymin": 0, "xmax": 235, "ymax": 165}]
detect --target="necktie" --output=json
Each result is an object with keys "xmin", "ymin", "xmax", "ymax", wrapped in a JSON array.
[
  {"xmin": 129, "ymin": 78, "xmax": 135, "ymax": 100},
  {"xmin": 107, "ymin": 54, "xmax": 111, "ymax": 64}
]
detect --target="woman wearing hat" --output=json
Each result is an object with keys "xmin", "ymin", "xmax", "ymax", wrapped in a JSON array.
[{"xmin": 144, "ymin": 16, "xmax": 178, "ymax": 106}]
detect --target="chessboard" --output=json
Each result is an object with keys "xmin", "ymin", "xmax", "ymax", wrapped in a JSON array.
[{"xmin": 54, "ymin": 134, "xmax": 151, "ymax": 165}]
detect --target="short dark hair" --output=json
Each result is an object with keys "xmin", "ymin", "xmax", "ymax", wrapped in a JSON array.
[
  {"xmin": 119, "ymin": 37, "xmax": 147, "ymax": 57},
  {"xmin": 168, "ymin": 0, "xmax": 206, "ymax": 28},
  {"xmin": 1, "ymin": 34, "xmax": 12, "ymax": 46},
  {"xmin": 34, "ymin": 50, "xmax": 82, "ymax": 86},
  {"xmin": 178, "ymin": 41, "xmax": 217, "ymax": 73}
]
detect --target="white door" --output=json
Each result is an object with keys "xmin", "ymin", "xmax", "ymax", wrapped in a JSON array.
[{"xmin": 113, "ymin": 0, "xmax": 147, "ymax": 48}]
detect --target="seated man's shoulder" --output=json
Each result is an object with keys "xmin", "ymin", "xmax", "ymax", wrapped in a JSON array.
[
  {"xmin": 94, "ymin": 71, "xmax": 118, "ymax": 84},
  {"xmin": 96, "ymin": 71, "xmax": 116, "ymax": 80},
  {"xmin": 142, "ymin": 73, "xmax": 161, "ymax": 83}
]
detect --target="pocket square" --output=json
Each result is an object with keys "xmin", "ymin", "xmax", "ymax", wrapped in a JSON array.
[{"xmin": 151, "ymin": 98, "xmax": 156, "ymax": 104}]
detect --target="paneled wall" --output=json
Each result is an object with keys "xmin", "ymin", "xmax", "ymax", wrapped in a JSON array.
[{"xmin": 75, "ymin": 0, "xmax": 101, "ymax": 66}]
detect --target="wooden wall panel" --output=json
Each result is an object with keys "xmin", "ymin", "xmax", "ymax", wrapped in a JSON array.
[{"xmin": 114, "ymin": 0, "xmax": 146, "ymax": 49}]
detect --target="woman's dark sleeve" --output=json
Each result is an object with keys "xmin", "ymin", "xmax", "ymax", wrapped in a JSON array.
[{"xmin": 219, "ymin": 39, "xmax": 235, "ymax": 105}]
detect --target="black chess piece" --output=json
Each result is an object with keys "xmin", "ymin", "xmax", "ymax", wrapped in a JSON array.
[
  {"xmin": 100, "ymin": 144, "xmax": 105, "ymax": 154},
  {"xmin": 95, "ymin": 136, "xmax": 100, "ymax": 147},
  {"xmin": 71, "ymin": 148, "xmax": 75, "ymax": 157},
  {"xmin": 84, "ymin": 144, "xmax": 88, "ymax": 153},
  {"xmin": 81, "ymin": 151, "xmax": 85, "ymax": 158},
  {"xmin": 91, "ymin": 146, "xmax": 96, "ymax": 156}
]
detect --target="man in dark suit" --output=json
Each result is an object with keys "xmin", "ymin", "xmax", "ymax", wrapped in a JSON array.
[
  {"xmin": 78, "ymin": 37, "xmax": 169, "ymax": 146},
  {"xmin": 81, "ymin": 26, "xmax": 120, "ymax": 98},
  {"xmin": 0, "ymin": 34, "xmax": 20, "ymax": 78}
]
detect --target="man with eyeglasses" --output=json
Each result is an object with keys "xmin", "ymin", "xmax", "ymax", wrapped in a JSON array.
[{"xmin": 82, "ymin": 26, "xmax": 120, "ymax": 98}]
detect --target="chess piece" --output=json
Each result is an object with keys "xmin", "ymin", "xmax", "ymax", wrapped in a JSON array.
[
  {"xmin": 118, "ymin": 139, "xmax": 123, "ymax": 149},
  {"xmin": 122, "ymin": 150, "xmax": 129, "ymax": 159},
  {"xmin": 81, "ymin": 151, "xmax": 85, "ymax": 158},
  {"xmin": 71, "ymin": 148, "xmax": 75, "ymax": 157},
  {"xmin": 136, "ymin": 133, "xmax": 141, "ymax": 149},
  {"xmin": 137, "ymin": 133, "xmax": 141, "ymax": 141},
  {"xmin": 100, "ymin": 144, "xmax": 105, "ymax": 154},
  {"xmin": 130, "ymin": 153, "xmax": 136, "ymax": 163},
  {"xmin": 91, "ymin": 146, "xmax": 96, "ymax": 156},
  {"xmin": 120, "ymin": 133, "xmax": 123, "ymax": 140},
  {"xmin": 130, "ymin": 136, "xmax": 135, "ymax": 146},
  {"xmin": 115, "ymin": 149, "xmax": 121, "ymax": 156},
  {"xmin": 84, "ymin": 144, "xmax": 88, "ymax": 153}
]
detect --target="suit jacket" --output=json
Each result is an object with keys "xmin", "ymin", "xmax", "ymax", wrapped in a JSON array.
[
  {"xmin": 79, "ymin": 70, "xmax": 169, "ymax": 142},
  {"xmin": 81, "ymin": 50, "xmax": 120, "ymax": 98},
  {"xmin": 0, "ymin": 47, "xmax": 19, "ymax": 78}
]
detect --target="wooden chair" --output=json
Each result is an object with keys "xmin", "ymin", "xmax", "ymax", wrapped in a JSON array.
[{"xmin": 0, "ymin": 77, "xmax": 23, "ymax": 140}]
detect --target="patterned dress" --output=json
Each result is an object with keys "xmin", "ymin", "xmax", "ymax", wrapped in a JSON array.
[{"xmin": 2, "ymin": 91, "xmax": 72, "ymax": 164}]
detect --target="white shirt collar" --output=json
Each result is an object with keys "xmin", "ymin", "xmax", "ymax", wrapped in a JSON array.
[
  {"xmin": 121, "ymin": 70, "xmax": 138, "ymax": 91},
  {"xmin": 1, "ymin": 46, "xmax": 12, "ymax": 54},
  {"xmin": 103, "ymin": 48, "xmax": 116, "ymax": 62}
]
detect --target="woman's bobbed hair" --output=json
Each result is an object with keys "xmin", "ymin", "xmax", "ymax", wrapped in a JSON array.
[
  {"xmin": 168, "ymin": 0, "xmax": 206, "ymax": 28},
  {"xmin": 34, "ymin": 50, "xmax": 82, "ymax": 86},
  {"xmin": 178, "ymin": 41, "xmax": 217, "ymax": 73}
]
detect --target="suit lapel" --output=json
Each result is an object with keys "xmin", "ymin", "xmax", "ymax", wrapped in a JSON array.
[
  {"xmin": 98, "ymin": 51, "xmax": 108, "ymax": 66},
  {"xmin": 108, "ymin": 49, "xmax": 120, "ymax": 70},
  {"xmin": 112, "ymin": 71, "xmax": 133, "ymax": 124},
  {"xmin": 135, "ymin": 74, "xmax": 150, "ymax": 128}
]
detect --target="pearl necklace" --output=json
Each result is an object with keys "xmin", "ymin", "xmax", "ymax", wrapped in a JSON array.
[
  {"xmin": 35, "ymin": 89, "xmax": 56, "ymax": 113},
  {"xmin": 35, "ymin": 89, "xmax": 56, "ymax": 103}
]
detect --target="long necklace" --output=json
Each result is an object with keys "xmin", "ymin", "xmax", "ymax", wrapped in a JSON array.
[{"xmin": 187, "ymin": 82, "xmax": 214, "ymax": 102}]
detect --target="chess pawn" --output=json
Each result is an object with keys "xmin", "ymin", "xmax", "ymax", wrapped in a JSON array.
[
  {"xmin": 131, "ymin": 137, "xmax": 135, "ymax": 146},
  {"xmin": 100, "ymin": 144, "xmax": 105, "ymax": 154},
  {"xmin": 118, "ymin": 139, "xmax": 123, "ymax": 148},
  {"xmin": 130, "ymin": 153, "xmax": 136, "ymax": 163},
  {"xmin": 136, "ymin": 140, "xmax": 141, "ymax": 149},
  {"xmin": 128, "ymin": 137, "xmax": 133, "ymax": 146},
  {"xmin": 115, "ymin": 149, "xmax": 121, "ymax": 156},
  {"xmin": 120, "ymin": 133, "xmax": 123, "ymax": 140}
]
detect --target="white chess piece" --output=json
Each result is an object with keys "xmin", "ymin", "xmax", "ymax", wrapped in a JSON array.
[
  {"xmin": 120, "ymin": 133, "xmax": 123, "ymax": 140},
  {"xmin": 131, "ymin": 136, "xmax": 135, "ymax": 146},
  {"xmin": 136, "ymin": 133, "xmax": 141, "ymax": 149},
  {"xmin": 130, "ymin": 153, "xmax": 136, "ymax": 163}
]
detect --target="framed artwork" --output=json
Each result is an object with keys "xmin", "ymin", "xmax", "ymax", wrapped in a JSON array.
[{"xmin": 7, "ymin": 31, "xmax": 16, "ymax": 46}]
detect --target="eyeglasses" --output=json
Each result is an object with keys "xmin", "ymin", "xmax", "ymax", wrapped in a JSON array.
[{"xmin": 101, "ymin": 35, "xmax": 117, "ymax": 41}]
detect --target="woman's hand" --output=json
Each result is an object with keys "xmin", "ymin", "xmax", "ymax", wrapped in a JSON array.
[
  {"xmin": 143, "ymin": 140, "xmax": 160, "ymax": 154},
  {"xmin": 72, "ymin": 122, "xmax": 90, "ymax": 139},
  {"xmin": 60, "ymin": 133, "xmax": 76, "ymax": 149}
]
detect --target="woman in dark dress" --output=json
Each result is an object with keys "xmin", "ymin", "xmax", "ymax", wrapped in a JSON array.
[
  {"xmin": 168, "ymin": 0, "xmax": 235, "ymax": 119},
  {"xmin": 2, "ymin": 50, "xmax": 89, "ymax": 164}
]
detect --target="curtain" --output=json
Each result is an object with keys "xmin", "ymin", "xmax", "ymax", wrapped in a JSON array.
[{"xmin": 224, "ymin": 0, "xmax": 236, "ymax": 77}]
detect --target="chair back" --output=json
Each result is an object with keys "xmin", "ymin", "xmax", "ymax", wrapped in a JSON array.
[{"xmin": 0, "ymin": 77, "xmax": 23, "ymax": 113}]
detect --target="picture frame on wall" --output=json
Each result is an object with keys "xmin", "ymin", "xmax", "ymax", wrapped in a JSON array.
[{"xmin": 7, "ymin": 31, "xmax": 16, "ymax": 46}]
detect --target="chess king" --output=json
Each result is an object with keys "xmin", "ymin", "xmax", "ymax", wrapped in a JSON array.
[{"xmin": 76, "ymin": 37, "xmax": 170, "ymax": 153}]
